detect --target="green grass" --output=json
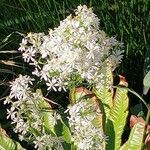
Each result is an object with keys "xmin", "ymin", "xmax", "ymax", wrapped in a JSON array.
[{"xmin": 0, "ymin": 0, "xmax": 150, "ymax": 55}]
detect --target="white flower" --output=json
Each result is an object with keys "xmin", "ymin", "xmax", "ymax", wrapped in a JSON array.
[
  {"xmin": 33, "ymin": 136, "xmax": 45, "ymax": 149},
  {"xmin": 22, "ymin": 46, "xmax": 36, "ymax": 62},
  {"xmin": 34, "ymin": 134, "xmax": 64, "ymax": 150},
  {"xmin": 9, "ymin": 74, "xmax": 33, "ymax": 100},
  {"xmin": 32, "ymin": 67, "xmax": 41, "ymax": 77},
  {"xmin": 3, "ymin": 97, "xmax": 11, "ymax": 105},
  {"xmin": 109, "ymin": 49, "xmax": 124, "ymax": 70},
  {"xmin": 40, "ymin": 64, "xmax": 51, "ymax": 81},
  {"xmin": 46, "ymin": 78, "xmax": 57, "ymax": 91},
  {"xmin": 12, "ymin": 116, "xmax": 28, "ymax": 135},
  {"xmin": 6, "ymin": 107, "xmax": 16, "ymax": 119},
  {"xmin": 66, "ymin": 100, "xmax": 106, "ymax": 150},
  {"xmin": 18, "ymin": 38, "xmax": 27, "ymax": 52}
]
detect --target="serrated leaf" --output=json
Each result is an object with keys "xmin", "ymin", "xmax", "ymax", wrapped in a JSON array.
[
  {"xmin": 98, "ymin": 59, "xmax": 113, "ymax": 90},
  {"xmin": 128, "ymin": 122, "xmax": 145, "ymax": 150},
  {"xmin": 93, "ymin": 87, "xmax": 113, "ymax": 123},
  {"xmin": 93, "ymin": 59, "xmax": 113, "ymax": 124},
  {"xmin": 106, "ymin": 88, "xmax": 129, "ymax": 150},
  {"xmin": 0, "ymin": 128, "xmax": 25, "ymax": 150},
  {"xmin": 120, "ymin": 142, "xmax": 128, "ymax": 150}
]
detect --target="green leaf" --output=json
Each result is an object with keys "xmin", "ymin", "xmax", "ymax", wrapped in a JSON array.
[
  {"xmin": 69, "ymin": 87, "xmax": 92, "ymax": 104},
  {"xmin": 128, "ymin": 122, "xmax": 145, "ymax": 150},
  {"xmin": 105, "ymin": 88, "xmax": 129, "ymax": 150},
  {"xmin": 143, "ymin": 46, "xmax": 150, "ymax": 77},
  {"xmin": 32, "ymin": 89, "xmax": 71, "ymax": 149},
  {"xmin": 143, "ymin": 86, "xmax": 150, "ymax": 95},
  {"xmin": 93, "ymin": 87, "xmax": 113, "ymax": 124},
  {"xmin": 0, "ymin": 128, "xmax": 25, "ymax": 150},
  {"xmin": 120, "ymin": 123, "xmax": 145, "ymax": 150},
  {"xmin": 143, "ymin": 70, "xmax": 150, "ymax": 87},
  {"xmin": 130, "ymin": 103, "xmax": 144, "ymax": 117},
  {"xmin": 36, "ymin": 89, "xmax": 56, "ymax": 134},
  {"xmin": 54, "ymin": 118, "xmax": 71, "ymax": 149},
  {"xmin": 120, "ymin": 142, "xmax": 128, "ymax": 150},
  {"xmin": 54, "ymin": 118, "xmax": 71, "ymax": 144},
  {"xmin": 143, "ymin": 46, "xmax": 150, "ymax": 94},
  {"xmin": 61, "ymin": 120, "xmax": 71, "ymax": 144}
]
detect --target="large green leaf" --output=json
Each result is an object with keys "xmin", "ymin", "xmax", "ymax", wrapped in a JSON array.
[
  {"xmin": 120, "ymin": 122, "xmax": 145, "ymax": 150},
  {"xmin": 93, "ymin": 59, "xmax": 113, "ymax": 124},
  {"xmin": 61, "ymin": 120, "xmax": 71, "ymax": 144},
  {"xmin": 36, "ymin": 89, "xmax": 72, "ymax": 148},
  {"xmin": 105, "ymin": 88, "xmax": 129, "ymax": 150},
  {"xmin": 0, "ymin": 128, "xmax": 25, "ymax": 150},
  {"xmin": 93, "ymin": 87, "xmax": 113, "ymax": 124},
  {"xmin": 128, "ymin": 122, "xmax": 145, "ymax": 150},
  {"xmin": 54, "ymin": 118, "xmax": 72, "ymax": 149},
  {"xmin": 36, "ymin": 89, "xmax": 56, "ymax": 134},
  {"xmin": 120, "ymin": 142, "xmax": 128, "ymax": 150}
]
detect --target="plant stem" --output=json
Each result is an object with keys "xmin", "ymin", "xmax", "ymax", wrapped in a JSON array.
[
  {"xmin": 142, "ymin": 105, "xmax": 150, "ymax": 150},
  {"xmin": 145, "ymin": 105, "xmax": 150, "ymax": 126}
]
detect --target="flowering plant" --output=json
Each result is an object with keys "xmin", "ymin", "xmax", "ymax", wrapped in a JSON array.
[
  {"xmin": 3, "ymin": 5, "xmax": 141, "ymax": 150},
  {"xmin": 18, "ymin": 5, "xmax": 123, "ymax": 91}
]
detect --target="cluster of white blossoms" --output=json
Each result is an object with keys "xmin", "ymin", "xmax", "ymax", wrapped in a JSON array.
[
  {"xmin": 18, "ymin": 5, "xmax": 123, "ymax": 91},
  {"xmin": 5, "ymin": 5, "xmax": 124, "ymax": 149},
  {"xmin": 4, "ymin": 75, "xmax": 63, "ymax": 150},
  {"xmin": 33, "ymin": 134, "xmax": 64, "ymax": 150},
  {"xmin": 66, "ymin": 99, "xmax": 106, "ymax": 150}
]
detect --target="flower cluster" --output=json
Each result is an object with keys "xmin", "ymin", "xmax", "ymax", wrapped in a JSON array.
[
  {"xmin": 4, "ymin": 75, "xmax": 63, "ymax": 150},
  {"xmin": 5, "ymin": 5, "xmax": 124, "ymax": 150},
  {"xmin": 33, "ymin": 134, "xmax": 64, "ymax": 150},
  {"xmin": 18, "ymin": 5, "xmax": 123, "ymax": 91},
  {"xmin": 9, "ymin": 74, "xmax": 33, "ymax": 100},
  {"xmin": 66, "ymin": 99, "xmax": 106, "ymax": 150}
]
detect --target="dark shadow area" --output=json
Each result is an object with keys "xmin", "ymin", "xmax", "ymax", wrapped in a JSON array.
[{"xmin": 105, "ymin": 119, "xmax": 115, "ymax": 150}]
